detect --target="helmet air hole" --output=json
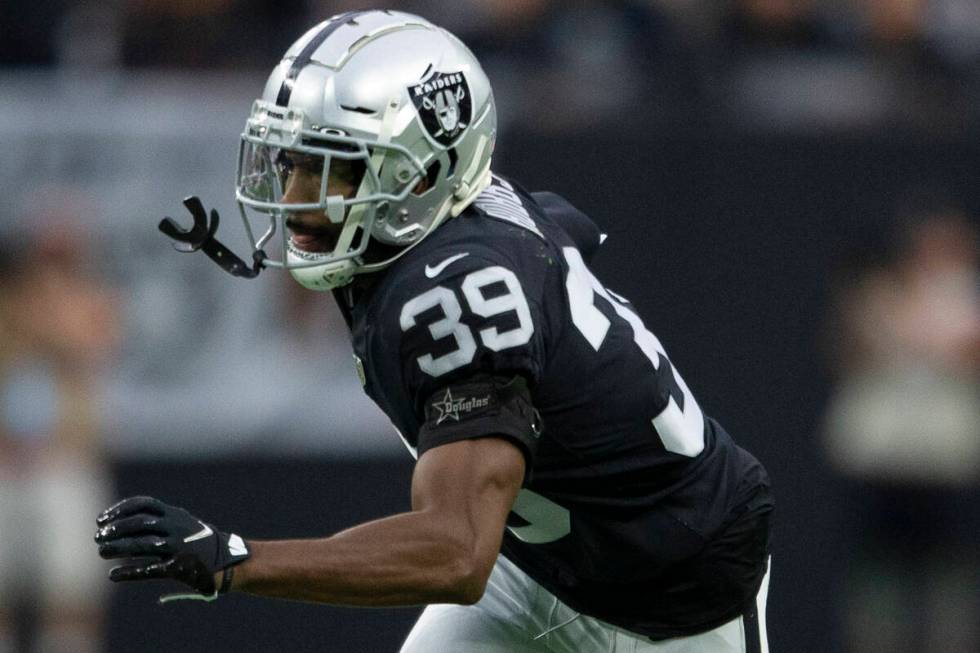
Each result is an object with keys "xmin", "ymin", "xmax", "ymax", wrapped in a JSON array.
[
  {"xmin": 413, "ymin": 161, "xmax": 441, "ymax": 196},
  {"xmin": 447, "ymin": 148, "xmax": 458, "ymax": 178},
  {"xmin": 352, "ymin": 225, "xmax": 367, "ymax": 251},
  {"xmin": 340, "ymin": 105, "xmax": 376, "ymax": 115}
]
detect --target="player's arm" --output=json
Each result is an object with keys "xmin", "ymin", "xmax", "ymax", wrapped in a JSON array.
[
  {"xmin": 96, "ymin": 434, "xmax": 524, "ymax": 606},
  {"xmin": 233, "ymin": 435, "xmax": 523, "ymax": 605}
]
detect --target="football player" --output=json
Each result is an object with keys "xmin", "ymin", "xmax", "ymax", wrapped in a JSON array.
[{"xmin": 96, "ymin": 11, "xmax": 774, "ymax": 652}]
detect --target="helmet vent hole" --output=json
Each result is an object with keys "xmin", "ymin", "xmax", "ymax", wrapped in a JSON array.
[
  {"xmin": 352, "ymin": 225, "xmax": 367, "ymax": 250},
  {"xmin": 340, "ymin": 105, "xmax": 376, "ymax": 115},
  {"xmin": 446, "ymin": 148, "xmax": 458, "ymax": 178},
  {"xmin": 413, "ymin": 161, "xmax": 441, "ymax": 196}
]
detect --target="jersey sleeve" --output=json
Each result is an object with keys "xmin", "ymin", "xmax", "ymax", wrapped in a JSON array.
[
  {"xmin": 417, "ymin": 373, "xmax": 541, "ymax": 468},
  {"xmin": 372, "ymin": 251, "xmax": 548, "ymax": 466}
]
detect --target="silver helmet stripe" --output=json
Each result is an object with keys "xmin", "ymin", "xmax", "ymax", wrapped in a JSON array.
[{"xmin": 275, "ymin": 11, "xmax": 365, "ymax": 107}]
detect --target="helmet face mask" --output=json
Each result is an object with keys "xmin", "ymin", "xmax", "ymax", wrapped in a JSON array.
[
  {"xmin": 234, "ymin": 11, "xmax": 497, "ymax": 291},
  {"xmin": 236, "ymin": 104, "xmax": 427, "ymax": 284}
]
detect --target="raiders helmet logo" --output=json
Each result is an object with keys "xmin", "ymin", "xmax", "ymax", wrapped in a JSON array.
[{"xmin": 409, "ymin": 71, "xmax": 472, "ymax": 147}]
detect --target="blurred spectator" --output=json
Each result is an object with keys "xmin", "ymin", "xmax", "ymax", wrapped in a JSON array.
[
  {"xmin": 5, "ymin": 0, "xmax": 980, "ymax": 133},
  {"xmin": 120, "ymin": 0, "xmax": 307, "ymax": 69},
  {"xmin": 0, "ymin": 1, "xmax": 65, "ymax": 66},
  {"xmin": 822, "ymin": 193, "xmax": 980, "ymax": 653},
  {"xmin": 719, "ymin": 0, "xmax": 892, "ymax": 130},
  {"xmin": 851, "ymin": 0, "xmax": 978, "ymax": 132},
  {"xmin": 0, "ymin": 210, "xmax": 120, "ymax": 653},
  {"xmin": 723, "ymin": 0, "xmax": 836, "ymax": 49}
]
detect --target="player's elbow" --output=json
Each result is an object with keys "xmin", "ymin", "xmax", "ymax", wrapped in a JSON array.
[
  {"xmin": 441, "ymin": 548, "xmax": 493, "ymax": 605},
  {"xmin": 448, "ymin": 559, "xmax": 490, "ymax": 605}
]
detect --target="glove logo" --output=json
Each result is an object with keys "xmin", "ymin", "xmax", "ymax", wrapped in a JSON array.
[
  {"xmin": 228, "ymin": 534, "xmax": 248, "ymax": 557},
  {"xmin": 183, "ymin": 521, "xmax": 214, "ymax": 543}
]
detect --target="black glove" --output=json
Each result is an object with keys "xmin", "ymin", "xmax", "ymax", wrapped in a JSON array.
[{"xmin": 95, "ymin": 496, "xmax": 250, "ymax": 603}]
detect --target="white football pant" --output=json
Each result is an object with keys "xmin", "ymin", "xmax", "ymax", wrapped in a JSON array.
[{"xmin": 401, "ymin": 554, "xmax": 770, "ymax": 653}]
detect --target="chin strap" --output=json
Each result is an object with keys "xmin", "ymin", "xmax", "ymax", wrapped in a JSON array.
[{"xmin": 159, "ymin": 196, "xmax": 266, "ymax": 279}]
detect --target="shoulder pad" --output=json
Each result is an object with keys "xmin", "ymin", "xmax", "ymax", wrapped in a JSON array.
[{"xmin": 531, "ymin": 191, "xmax": 603, "ymax": 263}]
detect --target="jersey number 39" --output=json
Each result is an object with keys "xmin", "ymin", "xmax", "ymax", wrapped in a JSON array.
[
  {"xmin": 399, "ymin": 251, "xmax": 706, "ymax": 544},
  {"xmin": 399, "ymin": 252, "xmax": 705, "ymax": 458},
  {"xmin": 399, "ymin": 265, "xmax": 534, "ymax": 377}
]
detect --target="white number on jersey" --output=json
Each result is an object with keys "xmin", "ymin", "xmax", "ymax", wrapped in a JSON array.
[
  {"xmin": 563, "ymin": 247, "xmax": 705, "ymax": 457},
  {"xmin": 400, "ymin": 266, "xmax": 535, "ymax": 377},
  {"xmin": 508, "ymin": 489, "xmax": 571, "ymax": 544}
]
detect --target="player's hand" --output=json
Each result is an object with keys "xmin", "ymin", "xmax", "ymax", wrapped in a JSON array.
[{"xmin": 95, "ymin": 496, "xmax": 250, "ymax": 601}]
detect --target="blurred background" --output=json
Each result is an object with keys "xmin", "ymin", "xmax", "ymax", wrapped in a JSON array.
[{"xmin": 1, "ymin": 1, "xmax": 978, "ymax": 651}]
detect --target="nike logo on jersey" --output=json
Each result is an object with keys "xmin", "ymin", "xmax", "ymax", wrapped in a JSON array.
[
  {"xmin": 425, "ymin": 252, "xmax": 469, "ymax": 278},
  {"xmin": 183, "ymin": 522, "xmax": 214, "ymax": 543}
]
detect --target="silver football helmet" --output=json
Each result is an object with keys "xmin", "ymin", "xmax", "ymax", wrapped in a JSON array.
[{"xmin": 235, "ymin": 10, "xmax": 497, "ymax": 290}]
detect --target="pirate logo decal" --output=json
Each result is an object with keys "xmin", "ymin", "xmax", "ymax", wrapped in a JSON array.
[{"xmin": 409, "ymin": 71, "xmax": 472, "ymax": 146}]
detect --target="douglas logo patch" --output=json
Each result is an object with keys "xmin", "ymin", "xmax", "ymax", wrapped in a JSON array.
[
  {"xmin": 409, "ymin": 71, "xmax": 472, "ymax": 146},
  {"xmin": 430, "ymin": 388, "xmax": 491, "ymax": 425}
]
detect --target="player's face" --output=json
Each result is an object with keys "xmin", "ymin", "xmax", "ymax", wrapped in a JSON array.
[{"xmin": 280, "ymin": 152, "xmax": 360, "ymax": 253}]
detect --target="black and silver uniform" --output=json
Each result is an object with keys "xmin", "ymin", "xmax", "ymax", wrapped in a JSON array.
[{"xmin": 335, "ymin": 175, "xmax": 773, "ymax": 640}]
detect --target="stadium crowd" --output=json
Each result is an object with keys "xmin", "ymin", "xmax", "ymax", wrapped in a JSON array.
[{"xmin": 4, "ymin": 0, "xmax": 980, "ymax": 132}]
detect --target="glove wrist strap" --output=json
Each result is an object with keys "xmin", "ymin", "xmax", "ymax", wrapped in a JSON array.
[{"xmin": 219, "ymin": 566, "xmax": 235, "ymax": 595}]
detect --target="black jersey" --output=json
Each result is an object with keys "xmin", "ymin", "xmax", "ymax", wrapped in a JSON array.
[{"xmin": 335, "ymin": 175, "xmax": 773, "ymax": 639}]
